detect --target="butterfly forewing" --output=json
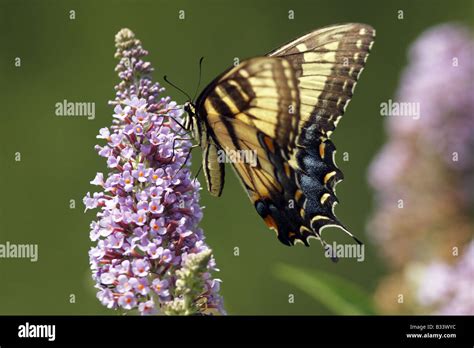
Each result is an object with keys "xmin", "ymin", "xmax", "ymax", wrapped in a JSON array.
[
  {"xmin": 195, "ymin": 23, "xmax": 375, "ymax": 248},
  {"xmin": 268, "ymin": 23, "xmax": 375, "ymax": 136},
  {"xmin": 198, "ymin": 58, "xmax": 293, "ymax": 202}
]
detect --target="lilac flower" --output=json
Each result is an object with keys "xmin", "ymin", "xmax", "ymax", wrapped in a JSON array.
[
  {"xmin": 117, "ymin": 275, "xmax": 132, "ymax": 293},
  {"xmin": 132, "ymin": 109, "xmax": 148, "ymax": 123},
  {"xmin": 83, "ymin": 192, "xmax": 102, "ymax": 211},
  {"xmin": 113, "ymin": 104, "xmax": 130, "ymax": 121},
  {"xmin": 150, "ymin": 218, "xmax": 166, "ymax": 235},
  {"xmin": 367, "ymin": 23, "xmax": 474, "ymax": 314},
  {"xmin": 393, "ymin": 24, "xmax": 474, "ymax": 172},
  {"xmin": 118, "ymin": 292, "xmax": 137, "ymax": 310},
  {"xmin": 417, "ymin": 242, "xmax": 474, "ymax": 314},
  {"xmin": 121, "ymin": 171, "xmax": 134, "ymax": 192},
  {"xmin": 152, "ymin": 279, "xmax": 170, "ymax": 297},
  {"xmin": 117, "ymin": 260, "xmax": 130, "ymax": 274},
  {"xmin": 132, "ymin": 259, "xmax": 150, "ymax": 277},
  {"xmin": 137, "ymin": 200, "xmax": 149, "ymax": 212},
  {"xmin": 130, "ymin": 278, "xmax": 149, "ymax": 296},
  {"xmin": 106, "ymin": 232, "xmax": 124, "ymax": 249},
  {"xmin": 132, "ymin": 163, "xmax": 150, "ymax": 182},
  {"xmin": 90, "ymin": 173, "xmax": 104, "ymax": 186},
  {"xmin": 84, "ymin": 28, "xmax": 224, "ymax": 315},
  {"xmin": 368, "ymin": 24, "xmax": 474, "ymax": 267},
  {"xmin": 158, "ymin": 247, "xmax": 173, "ymax": 263},
  {"xmin": 126, "ymin": 96, "xmax": 147, "ymax": 109},
  {"xmin": 121, "ymin": 146, "xmax": 134, "ymax": 160},
  {"xmin": 100, "ymin": 272, "xmax": 116, "ymax": 285},
  {"xmin": 139, "ymin": 300, "xmax": 156, "ymax": 315},
  {"xmin": 97, "ymin": 128, "xmax": 110, "ymax": 140},
  {"xmin": 149, "ymin": 199, "xmax": 164, "ymax": 215},
  {"xmin": 96, "ymin": 145, "xmax": 112, "ymax": 158},
  {"xmin": 107, "ymin": 156, "xmax": 120, "ymax": 168},
  {"xmin": 132, "ymin": 210, "xmax": 147, "ymax": 226},
  {"xmin": 370, "ymin": 23, "xmax": 474, "ymax": 203},
  {"xmin": 97, "ymin": 289, "xmax": 115, "ymax": 309},
  {"xmin": 110, "ymin": 133, "xmax": 124, "ymax": 147},
  {"xmin": 147, "ymin": 243, "xmax": 161, "ymax": 259}
]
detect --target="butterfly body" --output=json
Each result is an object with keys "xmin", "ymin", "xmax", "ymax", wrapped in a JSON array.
[{"xmin": 183, "ymin": 23, "xmax": 375, "ymax": 249}]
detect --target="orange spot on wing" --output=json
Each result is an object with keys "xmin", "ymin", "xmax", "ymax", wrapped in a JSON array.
[
  {"xmin": 319, "ymin": 142, "xmax": 326, "ymax": 159},
  {"xmin": 284, "ymin": 163, "xmax": 291, "ymax": 177},
  {"xmin": 263, "ymin": 136, "xmax": 275, "ymax": 153},
  {"xmin": 264, "ymin": 215, "xmax": 278, "ymax": 230},
  {"xmin": 295, "ymin": 189, "xmax": 303, "ymax": 202}
]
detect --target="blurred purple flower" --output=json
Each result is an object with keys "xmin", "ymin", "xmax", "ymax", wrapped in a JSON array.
[
  {"xmin": 368, "ymin": 24, "xmax": 474, "ymax": 259},
  {"xmin": 84, "ymin": 28, "xmax": 224, "ymax": 315},
  {"xmin": 393, "ymin": 25, "xmax": 474, "ymax": 159},
  {"xmin": 417, "ymin": 242, "xmax": 474, "ymax": 314},
  {"xmin": 367, "ymin": 23, "xmax": 474, "ymax": 314},
  {"xmin": 371, "ymin": 23, "xmax": 474, "ymax": 186}
]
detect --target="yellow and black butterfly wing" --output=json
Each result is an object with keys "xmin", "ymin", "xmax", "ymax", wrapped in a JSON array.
[
  {"xmin": 196, "ymin": 23, "xmax": 375, "ymax": 247},
  {"xmin": 268, "ymin": 23, "xmax": 376, "ymax": 136},
  {"xmin": 197, "ymin": 57, "xmax": 307, "ymax": 245}
]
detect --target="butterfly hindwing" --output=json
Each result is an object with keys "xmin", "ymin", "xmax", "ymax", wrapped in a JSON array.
[{"xmin": 195, "ymin": 23, "xmax": 375, "ymax": 247}]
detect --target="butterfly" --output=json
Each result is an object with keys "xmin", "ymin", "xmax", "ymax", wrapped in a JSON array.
[{"xmin": 182, "ymin": 23, "xmax": 375, "ymax": 251}]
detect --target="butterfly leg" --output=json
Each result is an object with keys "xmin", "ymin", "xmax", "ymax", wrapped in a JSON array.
[
  {"xmin": 164, "ymin": 137, "xmax": 195, "ymax": 164},
  {"xmin": 170, "ymin": 143, "xmax": 199, "ymax": 180}
]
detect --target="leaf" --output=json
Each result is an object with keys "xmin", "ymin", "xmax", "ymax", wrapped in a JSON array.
[{"xmin": 274, "ymin": 263, "xmax": 376, "ymax": 315}]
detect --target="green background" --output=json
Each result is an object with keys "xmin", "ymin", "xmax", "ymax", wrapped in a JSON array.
[{"xmin": 0, "ymin": 0, "xmax": 472, "ymax": 314}]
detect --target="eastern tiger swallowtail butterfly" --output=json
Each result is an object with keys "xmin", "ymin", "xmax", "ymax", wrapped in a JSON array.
[{"xmin": 181, "ymin": 23, "xmax": 375, "ymax": 251}]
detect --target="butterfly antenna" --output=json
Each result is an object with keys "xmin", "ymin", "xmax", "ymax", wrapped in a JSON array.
[
  {"xmin": 192, "ymin": 57, "xmax": 205, "ymax": 101},
  {"xmin": 163, "ymin": 75, "xmax": 192, "ymax": 101}
]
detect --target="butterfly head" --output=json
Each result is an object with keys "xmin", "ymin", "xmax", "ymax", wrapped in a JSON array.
[
  {"xmin": 183, "ymin": 101, "xmax": 204, "ymax": 146},
  {"xmin": 183, "ymin": 101, "xmax": 196, "ymax": 130},
  {"xmin": 184, "ymin": 101, "xmax": 196, "ymax": 116}
]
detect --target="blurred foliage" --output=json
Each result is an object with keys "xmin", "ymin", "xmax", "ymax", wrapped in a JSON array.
[{"xmin": 274, "ymin": 263, "xmax": 375, "ymax": 315}]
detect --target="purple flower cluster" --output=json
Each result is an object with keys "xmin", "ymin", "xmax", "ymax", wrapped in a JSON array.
[
  {"xmin": 84, "ymin": 28, "xmax": 224, "ymax": 315},
  {"xmin": 393, "ymin": 24, "xmax": 474, "ymax": 172},
  {"xmin": 367, "ymin": 24, "xmax": 474, "ymax": 314},
  {"xmin": 368, "ymin": 23, "xmax": 474, "ymax": 264},
  {"xmin": 370, "ymin": 24, "xmax": 474, "ymax": 199},
  {"xmin": 417, "ymin": 242, "xmax": 474, "ymax": 314}
]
